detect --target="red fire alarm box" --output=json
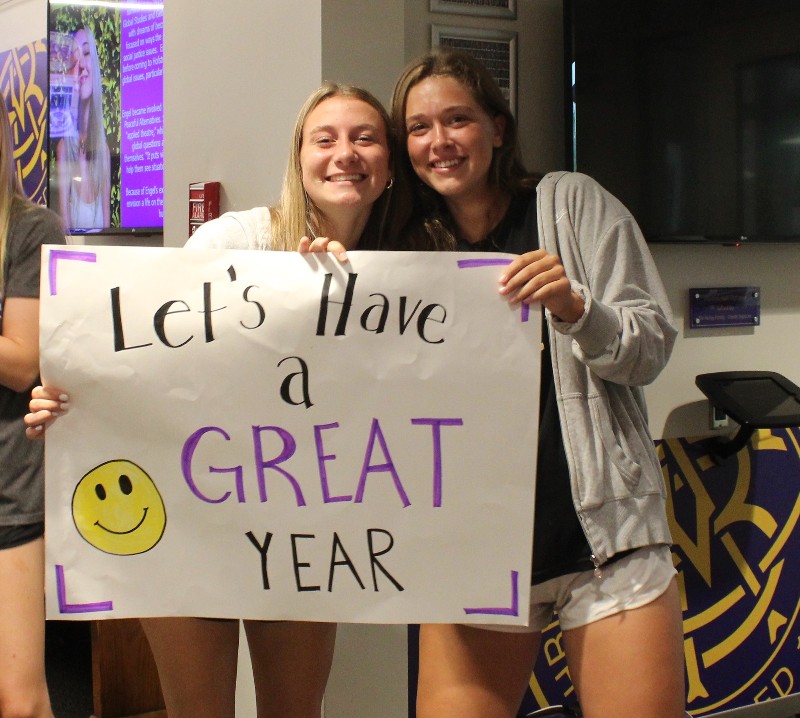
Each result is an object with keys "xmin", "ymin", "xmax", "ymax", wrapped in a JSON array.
[{"xmin": 188, "ymin": 181, "xmax": 221, "ymax": 236}]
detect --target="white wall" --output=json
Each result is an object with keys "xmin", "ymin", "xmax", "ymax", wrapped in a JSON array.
[
  {"xmin": 325, "ymin": 624, "xmax": 409, "ymax": 718},
  {"xmin": 321, "ymin": 0, "xmax": 405, "ymax": 107},
  {"xmin": 162, "ymin": 0, "xmax": 323, "ymax": 246},
  {"xmin": 0, "ymin": 0, "xmax": 43, "ymax": 49},
  {"xmin": 646, "ymin": 243, "xmax": 800, "ymax": 440},
  {"xmin": 404, "ymin": 0, "xmax": 564, "ymax": 175}
]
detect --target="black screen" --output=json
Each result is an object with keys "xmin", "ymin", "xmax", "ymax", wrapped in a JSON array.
[{"xmin": 566, "ymin": 0, "xmax": 800, "ymax": 244}]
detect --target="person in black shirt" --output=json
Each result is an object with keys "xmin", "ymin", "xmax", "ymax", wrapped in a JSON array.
[{"xmin": 390, "ymin": 49, "xmax": 685, "ymax": 718}]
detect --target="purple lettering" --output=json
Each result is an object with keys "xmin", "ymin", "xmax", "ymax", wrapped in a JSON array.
[
  {"xmin": 314, "ymin": 422, "xmax": 352, "ymax": 503},
  {"xmin": 181, "ymin": 426, "xmax": 243, "ymax": 503},
  {"xmin": 411, "ymin": 418, "xmax": 464, "ymax": 507},
  {"xmin": 354, "ymin": 418, "xmax": 410, "ymax": 507},
  {"xmin": 252, "ymin": 425, "xmax": 306, "ymax": 506}
]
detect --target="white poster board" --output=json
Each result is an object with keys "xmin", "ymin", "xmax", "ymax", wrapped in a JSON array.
[{"xmin": 41, "ymin": 246, "xmax": 540, "ymax": 625}]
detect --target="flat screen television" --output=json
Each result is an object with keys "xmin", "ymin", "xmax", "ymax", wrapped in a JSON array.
[
  {"xmin": 48, "ymin": 0, "xmax": 164, "ymax": 239},
  {"xmin": 564, "ymin": 0, "xmax": 800, "ymax": 244}
]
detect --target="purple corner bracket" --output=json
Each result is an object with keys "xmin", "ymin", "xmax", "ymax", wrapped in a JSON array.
[
  {"xmin": 456, "ymin": 258, "xmax": 530, "ymax": 322},
  {"xmin": 456, "ymin": 258, "xmax": 513, "ymax": 269},
  {"xmin": 55, "ymin": 564, "xmax": 113, "ymax": 614},
  {"xmin": 48, "ymin": 249, "xmax": 97, "ymax": 296},
  {"xmin": 463, "ymin": 570, "xmax": 519, "ymax": 616}
]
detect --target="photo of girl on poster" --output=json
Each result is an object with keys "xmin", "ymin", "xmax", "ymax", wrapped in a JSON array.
[{"xmin": 49, "ymin": 6, "xmax": 119, "ymax": 231}]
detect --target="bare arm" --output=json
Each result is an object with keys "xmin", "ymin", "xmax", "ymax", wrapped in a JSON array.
[{"xmin": 0, "ymin": 297, "xmax": 41, "ymax": 393}]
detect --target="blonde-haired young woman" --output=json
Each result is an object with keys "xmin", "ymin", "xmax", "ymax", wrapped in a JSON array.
[
  {"xmin": 27, "ymin": 81, "xmax": 407, "ymax": 718},
  {"xmin": 53, "ymin": 26, "xmax": 111, "ymax": 230}
]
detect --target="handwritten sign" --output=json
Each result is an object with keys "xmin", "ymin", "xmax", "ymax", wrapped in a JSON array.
[{"xmin": 41, "ymin": 246, "xmax": 540, "ymax": 625}]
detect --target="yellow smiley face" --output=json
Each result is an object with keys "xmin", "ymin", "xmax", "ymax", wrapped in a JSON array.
[{"xmin": 72, "ymin": 460, "xmax": 167, "ymax": 556}]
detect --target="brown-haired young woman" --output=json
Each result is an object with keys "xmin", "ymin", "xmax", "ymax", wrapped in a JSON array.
[{"xmin": 391, "ymin": 49, "xmax": 685, "ymax": 718}]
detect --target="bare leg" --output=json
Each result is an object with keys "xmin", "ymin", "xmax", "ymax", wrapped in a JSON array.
[
  {"xmin": 0, "ymin": 537, "xmax": 54, "ymax": 718},
  {"xmin": 563, "ymin": 578, "xmax": 685, "ymax": 718},
  {"xmin": 244, "ymin": 620, "xmax": 336, "ymax": 718},
  {"xmin": 416, "ymin": 624, "xmax": 541, "ymax": 718},
  {"xmin": 140, "ymin": 617, "xmax": 239, "ymax": 718}
]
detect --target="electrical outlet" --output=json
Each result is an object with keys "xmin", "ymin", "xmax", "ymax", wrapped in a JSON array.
[{"xmin": 710, "ymin": 403, "xmax": 729, "ymax": 430}]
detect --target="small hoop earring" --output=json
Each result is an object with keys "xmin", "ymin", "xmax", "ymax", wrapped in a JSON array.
[{"xmin": 386, "ymin": 177, "xmax": 394, "ymax": 190}]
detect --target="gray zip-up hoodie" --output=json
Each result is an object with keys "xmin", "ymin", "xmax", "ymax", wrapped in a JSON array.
[{"xmin": 536, "ymin": 171, "xmax": 678, "ymax": 565}]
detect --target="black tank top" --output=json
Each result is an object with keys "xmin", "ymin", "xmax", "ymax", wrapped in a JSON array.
[{"xmin": 454, "ymin": 190, "xmax": 595, "ymax": 583}]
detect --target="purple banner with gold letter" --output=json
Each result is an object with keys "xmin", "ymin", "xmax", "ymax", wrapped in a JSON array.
[
  {"xmin": 516, "ymin": 427, "xmax": 800, "ymax": 716},
  {"xmin": 1, "ymin": 39, "xmax": 49, "ymax": 204}
]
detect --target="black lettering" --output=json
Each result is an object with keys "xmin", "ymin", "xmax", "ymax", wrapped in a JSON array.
[
  {"xmin": 327, "ymin": 532, "xmax": 366, "ymax": 591},
  {"xmin": 360, "ymin": 293, "xmax": 389, "ymax": 333},
  {"xmin": 367, "ymin": 528, "xmax": 404, "ymax": 591},
  {"xmin": 418, "ymin": 304, "xmax": 446, "ymax": 344},
  {"xmin": 291, "ymin": 534, "xmax": 320, "ymax": 592},
  {"xmin": 317, "ymin": 273, "xmax": 357, "ymax": 336},
  {"xmin": 278, "ymin": 356, "xmax": 313, "ymax": 408},
  {"xmin": 200, "ymin": 281, "xmax": 226, "ymax": 342},
  {"xmin": 245, "ymin": 530, "xmax": 273, "ymax": 590},
  {"xmin": 241, "ymin": 285, "xmax": 265, "ymax": 329},
  {"xmin": 111, "ymin": 286, "xmax": 153, "ymax": 352},
  {"xmin": 153, "ymin": 300, "xmax": 192, "ymax": 348},
  {"xmin": 398, "ymin": 296, "xmax": 423, "ymax": 334}
]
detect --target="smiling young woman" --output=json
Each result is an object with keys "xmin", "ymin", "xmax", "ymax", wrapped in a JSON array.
[
  {"xmin": 25, "ymin": 81, "xmax": 410, "ymax": 718},
  {"xmin": 53, "ymin": 26, "xmax": 111, "ymax": 231},
  {"xmin": 299, "ymin": 94, "xmax": 392, "ymax": 237},
  {"xmin": 403, "ymin": 74, "xmax": 506, "ymax": 238},
  {"xmin": 392, "ymin": 48, "xmax": 686, "ymax": 718}
]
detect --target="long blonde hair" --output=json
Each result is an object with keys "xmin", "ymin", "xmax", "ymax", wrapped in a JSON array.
[
  {"xmin": 60, "ymin": 27, "xmax": 110, "ymax": 224},
  {"xmin": 0, "ymin": 106, "xmax": 32, "ymax": 294},
  {"xmin": 270, "ymin": 82, "xmax": 410, "ymax": 251}
]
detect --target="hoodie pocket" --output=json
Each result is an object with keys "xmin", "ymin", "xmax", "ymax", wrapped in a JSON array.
[{"xmin": 563, "ymin": 390, "xmax": 660, "ymax": 508}]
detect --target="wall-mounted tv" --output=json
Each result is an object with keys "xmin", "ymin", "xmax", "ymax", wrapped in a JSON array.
[
  {"xmin": 565, "ymin": 0, "xmax": 800, "ymax": 244},
  {"xmin": 48, "ymin": 0, "xmax": 163, "ymax": 238}
]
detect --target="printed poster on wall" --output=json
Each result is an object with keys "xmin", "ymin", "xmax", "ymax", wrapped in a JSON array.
[{"xmin": 41, "ymin": 246, "xmax": 541, "ymax": 625}]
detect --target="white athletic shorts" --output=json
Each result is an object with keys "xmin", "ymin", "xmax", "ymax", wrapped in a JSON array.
[{"xmin": 474, "ymin": 544, "xmax": 676, "ymax": 633}]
